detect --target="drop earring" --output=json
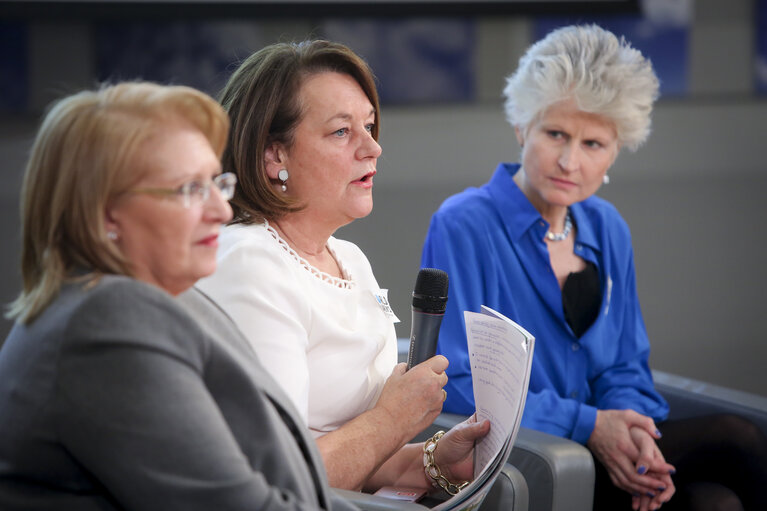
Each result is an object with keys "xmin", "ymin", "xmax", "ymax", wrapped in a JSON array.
[
  {"xmin": 278, "ymin": 169, "xmax": 289, "ymax": 192},
  {"xmin": 603, "ymin": 174, "xmax": 610, "ymax": 184}
]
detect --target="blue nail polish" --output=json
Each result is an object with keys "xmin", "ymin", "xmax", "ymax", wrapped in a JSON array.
[
  {"xmin": 646, "ymin": 492, "xmax": 655, "ymax": 498},
  {"xmin": 657, "ymin": 487, "xmax": 666, "ymax": 492},
  {"xmin": 632, "ymin": 492, "xmax": 640, "ymax": 497},
  {"xmin": 669, "ymin": 468, "xmax": 676, "ymax": 475},
  {"xmin": 655, "ymin": 429, "xmax": 662, "ymax": 438},
  {"xmin": 637, "ymin": 465, "xmax": 647, "ymax": 475}
]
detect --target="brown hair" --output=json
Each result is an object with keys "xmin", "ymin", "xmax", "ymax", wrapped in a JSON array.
[
  {"xmin": 7, "ymin": 81, "xmax": 229, "ymax": 323},
  {"xmin": 219, "ymin": 39, "xmax": 380, "ymax": 224}
]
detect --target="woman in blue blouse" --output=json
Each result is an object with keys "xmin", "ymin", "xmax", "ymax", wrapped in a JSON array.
[{"xmin": 422, "ymin": 24, "xmax": 767, "ymax": 511}]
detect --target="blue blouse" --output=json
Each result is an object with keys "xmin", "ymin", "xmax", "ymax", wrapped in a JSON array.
[{"xmin": 421, "ymin": 163, "xmax": 668, "ymax": 444}]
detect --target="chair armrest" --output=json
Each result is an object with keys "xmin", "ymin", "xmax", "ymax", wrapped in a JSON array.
[
  {"xmin": 425, "ymin": 414, "xmax": 591, "ymax": 511},
  {"xmin": 479, "ymin": 464, "xmax": 529, "ymax": 511},
  {"xmin": 410, "ymin": 413, "xmax": 529, "ymax": 510},
  {"xmin": 652, "ymin": 369, "xmax": 767, "ymax": 434},
  {"xmin": 399, "ymin": 340, "xmax": 589, "ymax": 511},
  {"xmin": 332, "ymin": 489, "xmax": 430, "ymax": 511},
  {"xmin": 509, "ymin": 427, "xmax": 593, "ymax": 511}
]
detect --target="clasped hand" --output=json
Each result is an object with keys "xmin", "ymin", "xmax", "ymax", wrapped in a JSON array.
[{"xmin": 587, "ymin": 409, "xmax": 676, "ymax": 511}]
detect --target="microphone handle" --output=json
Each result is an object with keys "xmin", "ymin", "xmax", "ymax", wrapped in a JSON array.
[{"xmin": 406, "ymin": 311, "xmax": 445, "ymax": 370}]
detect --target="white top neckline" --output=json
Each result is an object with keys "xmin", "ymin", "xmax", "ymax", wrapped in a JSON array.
[{"xmin": 263, "ymin": 219, "xmax": 355, "ymax": 290}]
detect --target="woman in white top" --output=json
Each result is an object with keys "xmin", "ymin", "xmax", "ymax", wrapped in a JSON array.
[{"xmin": 197, "ymin": 40, "xmax": 489, "ymax": 493}]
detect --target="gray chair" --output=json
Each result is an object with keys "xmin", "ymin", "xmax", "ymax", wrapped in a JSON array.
[
  {"xmin": 422, "ymin": 414, "xmax": 592, "ymax": 511},
  {"xmin": 400, "ymin": 339, "xmax": 767, "ymax": 511},
  {"xmin": 391, "ymin": 340, "xmax": 532, "ymax": 511},
  {"xmin": 335, "ymin": 462, "xmax": 528, "ymax": 511},
  {"xmin": 494, "ymin": 370, "xmax": 767, "ymax": 511},
  {"xmin": 336, "ymin": 340, "xmax": 529, "ymax": 511},
  {"xmin": 399, "ymin": 338, "xmax": 588, "ymax": 511},
  {"xmin": 652, "ymin": 369, "xmax": 767, "ymax": 431}
]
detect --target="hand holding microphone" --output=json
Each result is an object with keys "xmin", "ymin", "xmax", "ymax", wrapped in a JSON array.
[
  {"xmin": 375, "ymin": 355, "xmax": 449, "ymax": 440},
  {"xmin": 371, "ymin": 268, "xmax": 451, "ymax": 439}
]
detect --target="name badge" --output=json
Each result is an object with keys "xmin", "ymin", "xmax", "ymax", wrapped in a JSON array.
[{"xmin": 372, "ymin": 289, "xmax": 400, "ymax": 324}]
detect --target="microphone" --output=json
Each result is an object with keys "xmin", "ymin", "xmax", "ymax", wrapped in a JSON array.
[{"xmin": 406, "ymin": 268, "xmax": 449, "ymax": 370}]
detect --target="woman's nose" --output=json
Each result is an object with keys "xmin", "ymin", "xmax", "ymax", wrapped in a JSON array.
[
  {"xmin": 358, "ymin": 131, "xmax": 382, "ymax": 159},
  {"xmin": 558, "ymin": 143, "xmax": 581, "ymax": 172},
  {"xmin": 206, "ymin": 185, "xmax": 233, "ymax": 224}
]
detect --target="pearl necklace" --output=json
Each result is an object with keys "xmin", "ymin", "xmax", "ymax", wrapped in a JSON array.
[{"xmin": 545, "ymin": 210, "xmax": 573, "ymax": 242}]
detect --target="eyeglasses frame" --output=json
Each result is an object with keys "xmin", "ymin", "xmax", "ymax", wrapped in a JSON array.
[{"xmin": 130, "ymin": 172, "xmax": 237, "ymax": 208}]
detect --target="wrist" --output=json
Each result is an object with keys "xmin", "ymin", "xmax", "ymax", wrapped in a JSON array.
[
  {"xmin": 423, "ymin": 431, "xmax": 469, "ymax": 496},
  {"xmin": 366, "ymin": 405, "xmax": 409, "ymax": 449}
]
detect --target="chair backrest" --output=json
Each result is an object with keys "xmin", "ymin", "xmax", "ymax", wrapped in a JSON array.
[{"xmin": 653, "ymin": 369, "xmax": 767, "ymax": 435}]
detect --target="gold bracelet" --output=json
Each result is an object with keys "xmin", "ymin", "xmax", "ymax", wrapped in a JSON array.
[{"xmin": 423, "ymin": 430, "xmax": 469, "ymax": 496}]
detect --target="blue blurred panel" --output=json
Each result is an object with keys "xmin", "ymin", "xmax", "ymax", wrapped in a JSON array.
[
  {"xmin": 756, "ymin": 0, "xmax": 767, "ymax": 93},
  {"xmin": 0, "ymin": 22, "xmax": 27, "ymax": 113},
  {"xmin": 535, "ymin": 13, "xmax": 689, "ymax": 98},
  {"xmin": 322, "ymin": 19, "xmax": 475, "ymax": 105},
  {"xmin": 94, "ymin": 21, "xmax": 269, "ymax": 96}
]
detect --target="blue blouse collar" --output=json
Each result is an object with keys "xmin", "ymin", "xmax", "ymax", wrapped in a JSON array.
[{"xmin": 485, "ymin": 162, "xmax": 601, "ymax": 253}]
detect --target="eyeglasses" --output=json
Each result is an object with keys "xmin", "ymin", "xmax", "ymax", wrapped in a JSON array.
[{"xmin": 130, "ymin": 172, "xmax": 237, "ymax": 208}]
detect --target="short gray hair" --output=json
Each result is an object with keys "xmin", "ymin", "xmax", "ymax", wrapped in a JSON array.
[{"xmin": 503, "ymin": 24, "xmax": 659, "ymax": 151}]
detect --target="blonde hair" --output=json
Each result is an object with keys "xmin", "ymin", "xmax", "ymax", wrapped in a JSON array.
[
  {"xmin": 503, "ymin": 24, "xmax": 659, "ymax": 151},
  {"xmin": 7, "ymin": 81, "xmax": 229, "ymax": 323}
]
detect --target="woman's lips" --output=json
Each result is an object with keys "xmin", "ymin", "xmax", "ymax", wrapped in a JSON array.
[
  {"xmin": 197, "ymin": 234, "xmax": 219, "ymax": 247},
  {"xmin": 353, "ymin": 170, "xmax": 376, "ymax": 188},
  {"xmin": 550, "ymin": 177, "xmax": 576, "ymax": 188}
]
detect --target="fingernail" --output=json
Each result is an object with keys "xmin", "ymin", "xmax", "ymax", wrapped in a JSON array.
[
  {"xmin": 632, "ymin": 492, "xmax": 640, "ymax": 497},
  {"xmin": 637, "ymin": 465, "xmax": 647, "ymax": 475},
  {"xmin": 657, "ymin": 487, "xmax": 666, "ymax": 492},
  {"xmin": 655, "ymin": 429, "xmax": 662, "ymax": 438},
  {"xmin": 668, "ymin": 468, "xmax": 676, "ymax": 475},
  {"xmin": 646, "ymin": 492, "xmax": 655, "ymax": 498}
]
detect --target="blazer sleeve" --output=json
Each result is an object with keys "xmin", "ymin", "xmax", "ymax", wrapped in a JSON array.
[{"xmin": 54, "ymin": 280, "xmax": 337, "ymax": 511}]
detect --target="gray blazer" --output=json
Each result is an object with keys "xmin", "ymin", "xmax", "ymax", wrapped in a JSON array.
[{"xmin": 0, "ymin": 275, "xmax": 356, "ymax": 511}]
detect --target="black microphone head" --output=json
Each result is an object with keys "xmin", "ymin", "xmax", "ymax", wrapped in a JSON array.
[{"xmin": 412, "ymin": 268, "xmax": 448, "ymax": 313}]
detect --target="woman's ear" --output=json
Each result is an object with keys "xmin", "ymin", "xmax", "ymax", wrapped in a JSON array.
[
  {"xmin": 608, "ymin": 142, "xmax": 621, "ymax": 168},
  {"xmin": 514, "ymin": 126, "xmax": 525, "ymax": 148},
  {"xmin": 104, "ymin": 201, "xmax": 121, "ymax": 240},
  {"xmin": 264, "ymin": 143, "xmax": 287, "ymax": 180}
]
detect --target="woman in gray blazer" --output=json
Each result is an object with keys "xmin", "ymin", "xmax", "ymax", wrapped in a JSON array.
[{"xmin": 0, "ymin": 81, "xmax": 457, "ymax": 510}]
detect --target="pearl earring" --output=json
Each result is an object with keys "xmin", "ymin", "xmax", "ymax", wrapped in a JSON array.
[
  {"xmin": 278, "ymin": 169, "xmax": 289, "ymax": 192},
  {"xmin": 603, "ymin": 174, "xmax": 610, "ymax": 185},
  {"xmin": 107, "ymin": 231, "xmax": 119, "ymax": 241}
]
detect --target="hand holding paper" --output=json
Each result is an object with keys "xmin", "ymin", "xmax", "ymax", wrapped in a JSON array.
[{"xmin": 429, "ymin": 305, "xmax": 534, "ymax": 511}]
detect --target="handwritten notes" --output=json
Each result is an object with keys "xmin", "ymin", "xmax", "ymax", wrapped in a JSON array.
[{"xmin": 465, "ymin": 306, "xmax": 534, "ymax": 479}]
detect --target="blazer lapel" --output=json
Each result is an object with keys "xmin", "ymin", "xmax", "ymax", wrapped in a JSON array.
[{"xmin": 180, "ymin": 287, "xmax": 332, "ymax": 508}]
